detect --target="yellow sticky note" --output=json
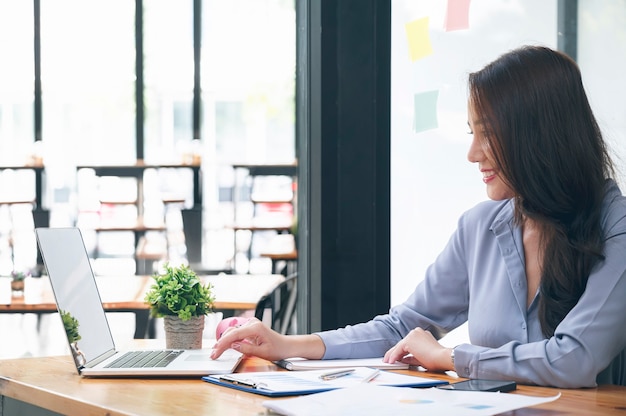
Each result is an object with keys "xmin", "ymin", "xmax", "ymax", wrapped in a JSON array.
[
  {"xmin": 444, "ymin": 0, "xmax": 471, "ymax": 32},
  {"xmin": 413, "ymin": 90, "xmax": 439, "ymax": 133},
  {"xmin": 405, "ymin": 17, "xmax": 433, "ymax": 62}
]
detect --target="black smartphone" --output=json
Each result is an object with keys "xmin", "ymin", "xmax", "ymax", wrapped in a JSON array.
[{"xmin": 437, "ymin": 379, "xmax": 517, "ymax": 392}]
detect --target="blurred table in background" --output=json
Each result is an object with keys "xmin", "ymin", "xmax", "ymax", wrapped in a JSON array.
[{"xmin": 0, "ymin": 273, "xmax": 285, "ymax": 339}]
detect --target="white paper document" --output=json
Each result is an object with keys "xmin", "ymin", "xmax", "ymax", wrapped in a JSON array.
[
  {"xmin": 263, "ymin": 384, "xmax": 561, "ymax": 416},
  {"xmin": 204, "ymin": 367, "xmax": 445, "ymax": 396}
]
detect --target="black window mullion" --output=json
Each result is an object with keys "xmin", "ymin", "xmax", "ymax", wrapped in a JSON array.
[
  {"xmin": 34, "ymin": 0, "xmax": 42, "ymax": 142},
  {"xmin": 193, "ymin": 0, "xmax": 201, "ymax": 141},
  {"xmin": 135, "ymin": 0, "xmax": 144, "ymax": 160},
  {"xmin": 557, "ymin": 0, "xmax": 578, "ymax": 61}
]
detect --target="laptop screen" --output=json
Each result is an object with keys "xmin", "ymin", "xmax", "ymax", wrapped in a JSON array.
[{"xmin": 36, "ymin": 228, "xmax": 116, "ymax": 368}]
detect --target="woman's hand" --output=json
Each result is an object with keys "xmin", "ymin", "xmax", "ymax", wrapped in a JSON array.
[
  {"xmin": 210, "ymin": 318, "xmax": 326, "ymax": 362},
  {"xmin": 210, "ymin": 318, "xmax": 287, "ymax": 361},
  {"xmin": 383, "ymin": 327, "xmax": 453, "ymax": 372}
]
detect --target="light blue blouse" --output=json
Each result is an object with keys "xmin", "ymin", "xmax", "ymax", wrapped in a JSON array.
[{"xmin": 317, "ymin": 180, "xmax": 626, "ymax": 388}]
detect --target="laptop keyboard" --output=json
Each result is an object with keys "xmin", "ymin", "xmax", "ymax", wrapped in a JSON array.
[{"xmin": 105, "ymin": 350, "xmax": 184, "ymax": 368}]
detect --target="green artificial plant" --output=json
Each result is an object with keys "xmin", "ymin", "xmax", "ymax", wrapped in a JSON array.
[
  {"xmin": 144, "ymin": 263, "xmax": 214, "ymax": 321},
  {"xmin": 11, "ymin": 270, "xmax": 28, "ymax": 281},
  {"xmin": 60, "ymin": 310, "xmax": 82, "ymax": 344}
]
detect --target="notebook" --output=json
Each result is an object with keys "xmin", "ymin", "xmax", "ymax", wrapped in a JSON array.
[{"xmin": 35, "ymin": 227, "xmax": 243, "ymax": 377}]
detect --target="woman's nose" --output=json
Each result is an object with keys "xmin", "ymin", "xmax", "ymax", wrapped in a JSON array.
[{"xmin": 467, "ymin": 135, "xmax": 483, "ymax": 163}]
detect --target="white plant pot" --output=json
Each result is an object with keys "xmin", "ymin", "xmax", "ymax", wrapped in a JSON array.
[{"xmin": 163, "ymin": 315, "xmax": 205, "ymax": 349}]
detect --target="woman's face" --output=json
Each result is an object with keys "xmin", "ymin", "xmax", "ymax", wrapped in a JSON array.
[{"xmin": 467, "ymin": 100, "xmax": 515, "ymax": 201}]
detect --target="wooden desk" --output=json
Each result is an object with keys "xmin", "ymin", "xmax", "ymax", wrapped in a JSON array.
[
  {"xmin": 0, "ymin": 274, "xmax": 284, "ymax": 339},
  {"xmin": 0, "ymin": 352, "xmax": 624, "ymax": 416}
]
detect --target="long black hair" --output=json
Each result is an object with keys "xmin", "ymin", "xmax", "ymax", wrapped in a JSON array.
[{"xmin": 468, "ymin": 45, "xmax": 615, "ymax": 337}]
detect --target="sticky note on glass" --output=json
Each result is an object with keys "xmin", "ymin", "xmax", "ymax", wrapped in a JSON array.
[
  {"xmin": 413, "ymin": 90, "xmax": 439, "ymax": 133},
  {"xmin": 405, "ymin": 17, "xmax": 432, "ymax": 62},
  {"xmin": 444, "ymin": 0, "xmax": 471, "ymax": 32}
]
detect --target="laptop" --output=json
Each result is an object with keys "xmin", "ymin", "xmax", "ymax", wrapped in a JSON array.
[{"xmin": 35, "ymin": 227, "xmax": 243, "ymax": 377}]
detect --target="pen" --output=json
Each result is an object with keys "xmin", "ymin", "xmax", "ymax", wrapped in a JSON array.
[
  {"xmin": 274, "ymin": 359, "xmax": 294, "ymax": 370},
  {"xmin": 219, "ymin": 375, "xmax": 258, "ymax": 389},
  {"xmin": 361, "ymin": 369, "xmax": 380, "ymax": 383},
  {"xmin": 319, "ymin": 368, "xmax": 356, "ymax": 380}
]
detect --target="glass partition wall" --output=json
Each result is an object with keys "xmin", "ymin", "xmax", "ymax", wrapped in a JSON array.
[{"xmin": 390, "ymin": 0, "xmax": 626, "ymax": 345}]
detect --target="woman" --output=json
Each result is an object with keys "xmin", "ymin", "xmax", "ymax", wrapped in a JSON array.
[{"xmin": 211, "ymin": 45, "xmax": 626, "ymax": 388}]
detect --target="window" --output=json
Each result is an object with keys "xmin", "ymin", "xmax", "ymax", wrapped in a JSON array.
[
  {"xmin": 41, "ymin": 0, "xmax": 136, "ymax": 165},
  {"xmin": 143, "ymin": 0, "xmax": 195, "ymax": 164},
  {"xmin": 578, "ymin": 0, "xmax": 626, "ymax": 189},
  {"xmin": 0, "ymin": 0, "xmax": 295, "ymax": 274},
  {"xmin": 0, "ymin": 1, "xmax": 34, "ymax": 164}
]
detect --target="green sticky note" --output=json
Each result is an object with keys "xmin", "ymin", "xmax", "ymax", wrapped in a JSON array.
[{"xmin": 413, "ymin": 90, "xmax": 439, "ymax": 133}]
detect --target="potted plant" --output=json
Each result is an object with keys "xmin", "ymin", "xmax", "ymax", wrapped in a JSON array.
[
  {"xmin": 10, "ymin": 270, "xmax": 28, "ymax": 294},
  {"xmin": 144, "ymin": 263, "xmax": 215, "ymax": 349},
  {"xmin": 60, "ymin": 309, "xmax": 86, "ymax": 367},
  {"xmin": 60, "ymin": 309, "xmax": 82, "ymax": 344}
]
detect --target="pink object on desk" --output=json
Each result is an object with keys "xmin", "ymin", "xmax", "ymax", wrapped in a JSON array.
[{"xmin": 216, "ymin": 317, "xmax": 252, "ymax": 340}]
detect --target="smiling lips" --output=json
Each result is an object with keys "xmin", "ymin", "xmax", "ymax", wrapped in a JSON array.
[{"xmin": 481, "ymin": 169, "xmax": 496, "ymax": 183}]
